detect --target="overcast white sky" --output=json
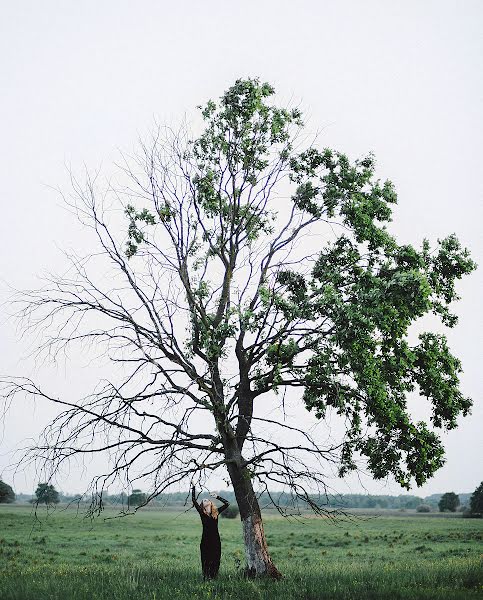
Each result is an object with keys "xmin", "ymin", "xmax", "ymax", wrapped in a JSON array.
[{"xmin": 1, "ymin": 1, "xmax": 482, "ymax": 498}]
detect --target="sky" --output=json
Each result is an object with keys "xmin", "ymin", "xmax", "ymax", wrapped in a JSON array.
[{"xmin": 0, "ymin": 0, "xmax": 482, "ymax": 499}]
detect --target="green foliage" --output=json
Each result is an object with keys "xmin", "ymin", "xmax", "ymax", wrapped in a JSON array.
[
  {"xmin": 469, "ymin": 482, "xmax": 483, "ymax": 514},
  {"xmin": 34, "ymin": 483, "xmax": 60, "ymax": 505},
  {"xmin": 298, "ymin": 227, "xmax": 474, "ymax": 487},
  {"xmin": 189, "ymin": 78, "xmax": 299, "ymax": 249},
  {"xmin": 276, "ymin": 123, "xmax": 474, "ymax": 488},
  {"xmin": 438, "ymin": 492, "xmax": 460, "ymax": 513},
  {"xmin": 416, "ymin": 505, "xmax": 431, "ymax": 513},
  {"xmin": 128, "ymin": 489, "xmax": 147, "ymax": 508},
  {"xmin": 124, "ymin": 204, "xmax": 158, "ymax": 258},
  {"xmin": 266, "ymin": 338, "xmax": 299, "ymax": 367},
  {"xmin": 0, "ymin": 481, "xmax": 15, "ymax": 504}
]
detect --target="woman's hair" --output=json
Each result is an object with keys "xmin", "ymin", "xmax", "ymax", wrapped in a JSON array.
[{"xmin": 202, "ymin": 499, "xmax": 218, "ymax": 519}]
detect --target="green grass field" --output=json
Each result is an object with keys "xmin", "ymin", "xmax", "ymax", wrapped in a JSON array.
[{"xmin": 0, "ymin": 505, "xmax": 482, "ymax": 600}]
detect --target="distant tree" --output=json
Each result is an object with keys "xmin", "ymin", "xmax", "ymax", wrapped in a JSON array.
[
  {"xmin": 438, "ymin": 492, "xmax": 460, "ymax": 512},
  {"xmin": 0, "ymin": 480, "xmax": 15, "ymax": 503},
  {"xmin": 34, "ymin": 483, "xmax": 60, "ymax": 505},
  {"xmin": 128, "ymin": 489, "xmax": 147, "ymax": 507},
  {"xmin": 469, "ymin": 482, "xmax": 483, "ymax": 514},
  {"xmin": 416, "ymin": 504, "xmax": 431, "ymax": 513}
]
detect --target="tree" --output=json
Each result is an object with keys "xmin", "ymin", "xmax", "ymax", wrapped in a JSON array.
[
  {"xmin": 1, "ymin": 79, "xmax": 476, "ymax": 577},
  {"xmin": 469, "ymin": 482, "xmax": 483, "ymax": 514},
  {"xmin": 438, "ymin": 492, "xmax": 460, "ymax": 512},
  {"xmin": 34, "ymin": 483, "xmax": 60, "ymax": 505},
  {"xmin": 0, "ymin": 480, "xmax": 15, "ymax": 503},
  {"xmin": 128, "ymin": 489, "xmax": 147, "ymax": 507}
]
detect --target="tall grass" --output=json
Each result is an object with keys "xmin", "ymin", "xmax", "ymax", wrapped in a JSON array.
[{"xmin": 0, "ymin": 506, "xmax": 481, "ymax": 599}]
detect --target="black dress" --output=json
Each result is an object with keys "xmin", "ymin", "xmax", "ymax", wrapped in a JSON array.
[{"xmin": 192, "ymin": 492, "xmax": 229, "ymax": 579}]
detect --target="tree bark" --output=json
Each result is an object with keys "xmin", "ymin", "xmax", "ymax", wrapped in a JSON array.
[{"xmin": 227, "ymin": 460, "xmax": 282, "ymax": 579}]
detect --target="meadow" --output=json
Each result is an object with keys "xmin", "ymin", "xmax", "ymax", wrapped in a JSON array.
[{"xmin": 0, "ymin": 505, "xmax": 482, "ymax": 600}]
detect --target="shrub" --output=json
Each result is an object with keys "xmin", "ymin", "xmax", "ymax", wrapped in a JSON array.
[
  {"xmin": 220, "ymin": 504, "xmax": 239, "ymax": 519},
  {"xmin": 416, "ymin": 504, "xmax": 431, "ymax": 513}
]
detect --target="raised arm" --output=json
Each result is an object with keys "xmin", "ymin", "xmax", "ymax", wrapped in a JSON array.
[
  {"xmin": 192, "ymin": 486, "xmax": 203, "ymax": 515},
  {"xmin": 215, "ymin": 494, "xmax": 230, "ymax": 514}
]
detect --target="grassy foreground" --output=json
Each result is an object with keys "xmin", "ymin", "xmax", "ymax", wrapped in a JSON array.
[{"xmin": 0, "ymin": 505, "xmax": 482, "ymax": 600}]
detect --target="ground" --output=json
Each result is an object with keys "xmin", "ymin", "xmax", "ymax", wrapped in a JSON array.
[{"xmin": 0, "ymin": 505, "xmax": 482, "ymax": 600}]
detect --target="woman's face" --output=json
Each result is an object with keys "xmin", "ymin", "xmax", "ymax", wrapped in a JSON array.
[{"xmin": 201, "ymin": 499, "xmax": 212, "ymax": 515}]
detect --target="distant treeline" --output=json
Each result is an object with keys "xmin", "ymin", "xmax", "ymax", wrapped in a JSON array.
[{"xmin": 13, "ymin": 491, "xmax": 472, "ymax": 510}]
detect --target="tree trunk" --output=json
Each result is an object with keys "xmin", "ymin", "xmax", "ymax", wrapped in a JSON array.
[{"xmin": 227, "ymin": 461, "xmax": 282, "ymax": 579}]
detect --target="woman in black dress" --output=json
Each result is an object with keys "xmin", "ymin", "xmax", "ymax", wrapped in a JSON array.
[{"xmin": 192, "ymin": 487, "xmax": 230, "ymax": 579}]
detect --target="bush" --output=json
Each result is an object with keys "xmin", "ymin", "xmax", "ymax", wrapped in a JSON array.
[
  {"xmin": 416, "ymin": 504, "xmax": 431, "ymax": 513},
  {"xmin": 220, "ymin": 504, "xmax": 239, "ymax": 519}
]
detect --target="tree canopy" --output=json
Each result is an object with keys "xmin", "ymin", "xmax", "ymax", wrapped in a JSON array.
[{"xmin": 120, "ymin": 78, "xmax": 475, "ymax": 490}]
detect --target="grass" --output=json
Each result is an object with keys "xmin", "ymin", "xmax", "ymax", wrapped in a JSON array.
[{"xmin": 0, "ymin": 505, "xmax": 482, "ymax": 599}]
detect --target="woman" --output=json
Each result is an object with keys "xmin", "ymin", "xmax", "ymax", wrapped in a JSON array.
[{"xmin": 192, "ymin": 486, "xmax": 230, "ymax": 579}]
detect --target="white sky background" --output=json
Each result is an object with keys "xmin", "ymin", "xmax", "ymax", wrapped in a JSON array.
[{"xmin": 0, "ymin": 0, "xmax": 482, "ymax": 498}]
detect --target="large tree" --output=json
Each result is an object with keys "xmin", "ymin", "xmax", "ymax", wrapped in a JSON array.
[{"xmin": 1, "ymin": 79, "xmax": 476, "ymax": 577}]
